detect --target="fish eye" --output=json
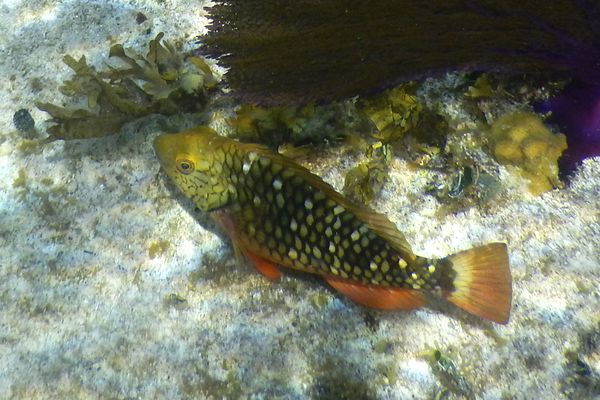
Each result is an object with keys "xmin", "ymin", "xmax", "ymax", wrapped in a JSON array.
[{"xmin": 176, "ymin": 159, "xmax": 195, "ymax": 174}]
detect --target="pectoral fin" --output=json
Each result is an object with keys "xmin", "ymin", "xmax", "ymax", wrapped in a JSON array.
[{"xmin": 242, "ymin": 249, "xmax": 282, "ymax": 281}]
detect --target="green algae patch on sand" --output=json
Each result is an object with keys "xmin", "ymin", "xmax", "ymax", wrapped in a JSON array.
[
  {"xmin": 427, "ymin": 349, "xmax": 474, "ymax": 399},
  {"xmin": 488, "ymin": 111, "xmax": 567, "ymax": 195},
  {"xmin": 148, "ymin": 239, "xmax": 170, "ymax": 259}
]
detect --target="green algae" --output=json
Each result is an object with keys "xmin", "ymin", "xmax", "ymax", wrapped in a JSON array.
[
  {"xmin": 562, "ymin": 351, "xmax": 600, "ymax": 398},
  {"xmin": 228, "ymin": 101, "xmax": 363, "ymax": 148},
  {"xmin": 360, "ymin": 84, "xmax": 423, "ymax": 145},
  {"xmin": 12, "ymin": 168, "xmax": 79, "ymax": 228},
  {"xmin": 465, "ymin": 74, "xmax": 497, "ymax": 99},
  {"xmin": 375, "ymin": 362, "xmax": 398, "ymax": 386},
  {"xmin": 15, "ymin": 138, "xmax": 47, "ymax": 155},
  {"xmin": 163, "ymin": 292, "xmax": 187, "ymax": 308},
  {"xmin": 12, "ymin": 168, "xmax": 27, "ymax": 190},
  {"xmin": 36, "ymin": 33, "xmax": 217, "ymax": 140},
  {"xmin": 428, "ymin": 349, "xmax": 474, "ymax": 399},
  {"xmin": 148, "ymin": 239, "xmax": 170, "ymax": 259},
  {"xmin": 560, "ymin": 320, "xmax": 600, "ymax": 398},
  {"xmin": 373, "ymin": 339, "xmax": 390, "ymax": 354},
  {"xmin": 309, "ymin": 292, "xmax": 330, "ymax": 310},
  {"xmin": 342, "ymin": 159, "xmax": 389, "ymax": 205},
  {"xmin": 311, "ymin": 357, "xmax": 375, "ymax": 399}
]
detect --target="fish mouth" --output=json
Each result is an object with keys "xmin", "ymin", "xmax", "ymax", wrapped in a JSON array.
[{"xmin": 153, "ymin": 134, "xmax": 175, "ymax": 167}]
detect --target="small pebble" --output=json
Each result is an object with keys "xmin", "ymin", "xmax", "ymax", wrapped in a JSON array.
[{"xmin": 136, "ymin": 12, "xmax": 147, "ymax": 24}]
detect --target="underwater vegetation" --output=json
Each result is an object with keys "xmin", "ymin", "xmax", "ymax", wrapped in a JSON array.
[
  {"xmin": 227, "ymin": 101, "xmax": 364, "ymax": 148},
  {"xmin": 36, "ymin": 33, "xmax": 217, "ymax": 140},
  {"xmin": 203, "ymin": 0, "xmax": 600, "ymax": 167},
  {"xmin": 428, "ymin": 349, "xmax": 474, "ymax": 399},
  {"xmin": 561, "ymin": 321, "xmax": 600, "ymax": 398},
  {"xmin": 358, "ymin": 85, "xmax": 423, "ymax": 146},
  {"xmin": 342, "ymin": 159, "xmax": 389, "ymax": 205},
  {"xmin": 202, "ymin": 1, "xmax": 600, "ymax": 104},
  {"xmin": 32, "ymin": 4, "xmax": 580, "ymax": 204}
]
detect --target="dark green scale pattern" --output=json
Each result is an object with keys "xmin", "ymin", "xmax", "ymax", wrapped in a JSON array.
[{"xmin": 220, "ymin": 146, "xmax": 447, "ymax": 290}]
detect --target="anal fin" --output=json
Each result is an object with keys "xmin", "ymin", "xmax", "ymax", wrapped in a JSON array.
[
  {"xmin": 243, "ymin": 249, "xmax": 282, "ymax": 281},
  {"xmin": 325, "ymin": 276, "xmax": 426, "ymax": 310}
]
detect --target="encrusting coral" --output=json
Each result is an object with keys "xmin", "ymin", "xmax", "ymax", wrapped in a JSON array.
[{"xmin": 488, "ymin": 111, "xmax": 567, "ymax": 195}]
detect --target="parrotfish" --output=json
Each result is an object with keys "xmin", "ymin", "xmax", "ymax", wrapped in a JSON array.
[{"xmin": 154, "ymin": 127, "xmax": 512, "ymax": 323}]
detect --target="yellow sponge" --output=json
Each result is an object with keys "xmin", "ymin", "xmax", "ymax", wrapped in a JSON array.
[{"xmin": 489, "ymin": 112, "xmax": 567, "ymax": 195}]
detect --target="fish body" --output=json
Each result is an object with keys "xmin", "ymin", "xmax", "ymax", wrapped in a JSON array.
[{"xmin": 155, "ymin": 127, "xmax": 512, "ymax": 323}]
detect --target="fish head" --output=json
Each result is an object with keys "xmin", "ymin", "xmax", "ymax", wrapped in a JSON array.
[{"xmin": 154, "ymin": 127, "xmax": 232, "ymax": 211}]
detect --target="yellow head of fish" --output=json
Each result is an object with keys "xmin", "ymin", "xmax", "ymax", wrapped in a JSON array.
[{"xmin": 154, "ymin": 127, "xmax": 232, "ymax": 212}]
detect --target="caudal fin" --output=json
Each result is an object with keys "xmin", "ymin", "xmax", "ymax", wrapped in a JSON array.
[{"xmin": 443, "ymin": 243, "xmax": 512, "ymax": 324}]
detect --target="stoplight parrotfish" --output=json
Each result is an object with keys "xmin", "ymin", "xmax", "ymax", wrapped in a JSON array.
[{"xmin": 154, "ymin": 127, "xmax": 512, "ymax": 324}]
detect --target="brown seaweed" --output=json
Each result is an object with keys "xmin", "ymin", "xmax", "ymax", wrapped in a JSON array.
[
  {"xmin": 202, "ymin": 1, "xmax": 600, "ymax": 104},
  {"xmin": 37, "ymin": 33, "xmax": 217, "ymax": 140}
]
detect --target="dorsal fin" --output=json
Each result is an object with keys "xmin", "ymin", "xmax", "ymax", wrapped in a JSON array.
[{"xmin": 351, "ymin": 207, "xmax": 415, "ymax": 259}]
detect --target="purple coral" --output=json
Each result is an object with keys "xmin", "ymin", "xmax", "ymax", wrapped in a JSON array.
[{"xmin": 536, "ymin": 81, "xmax": 600, "ymax": 173}]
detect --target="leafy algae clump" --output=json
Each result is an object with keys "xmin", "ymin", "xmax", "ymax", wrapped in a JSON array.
[
  {"xmin": 360, "ymin": 84, "xmax": 422, "ymax": 145},
  {"xmin": 342, "ymin": 159, "xmax": 389, "ymax": 205},
  {"xmin": 228, "ymin": 102, "xmax": 362, "ymax": 147},
  {"xmin": 489, "ymin": 111, "xmax": 567, "ymax": 195},
  {"xmin": 36, "ymin": 33, "xmax": 218, "ymax": 140}
]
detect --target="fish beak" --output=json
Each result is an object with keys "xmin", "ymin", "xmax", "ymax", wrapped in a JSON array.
[{"xmin": 153, "ymin": 134, "xmax": 174, "ymax": 168}]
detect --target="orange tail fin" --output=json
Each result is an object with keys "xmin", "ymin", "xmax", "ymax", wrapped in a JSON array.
[{"xmin": 443, "ymin": 243, "xmax": 512, "ymax": 324}]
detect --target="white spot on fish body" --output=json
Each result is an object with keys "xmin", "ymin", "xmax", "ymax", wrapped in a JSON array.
[
  {"xmin": 333, "ymin": 218, "xmax": 341, "ymax": 230},
  {"xmin": 304, "ymin": 198, "xmax": 313, "ymax": 210},
  {"xmin": 333, "ymin": 205, "xmax": 345, "ymax": 215},
  {"xmin": 242, "ymin": 162, "xmax": 251, "ymax": 174},
  {"xmin": 276, "ymin": 193, "xmax": 285, "ymax": 208}
]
